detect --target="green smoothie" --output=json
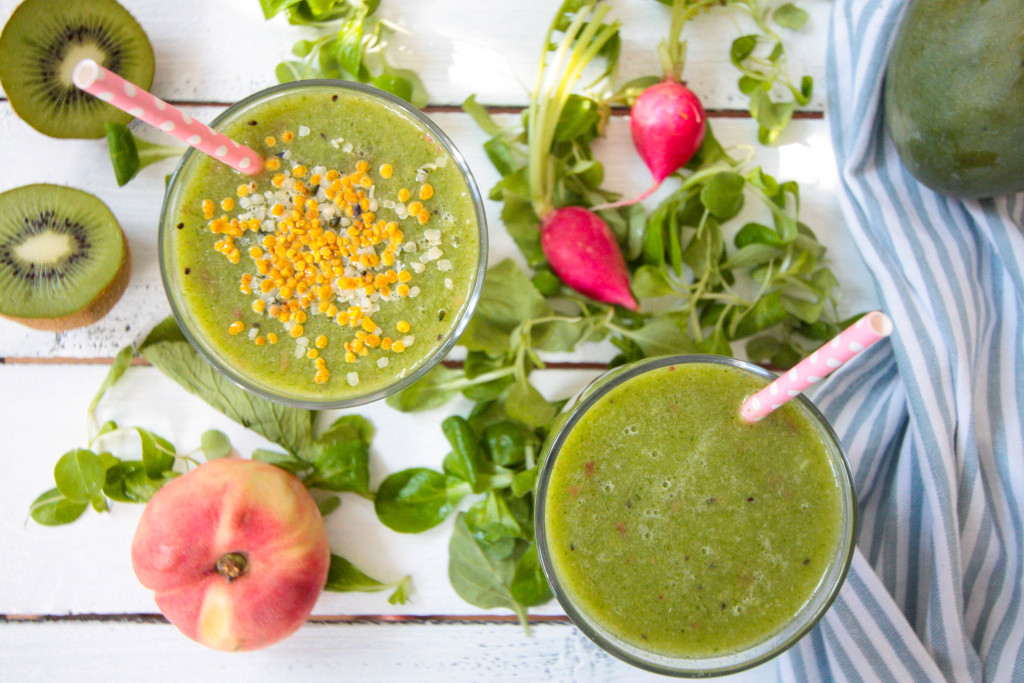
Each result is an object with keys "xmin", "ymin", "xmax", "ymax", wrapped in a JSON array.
[
  {"xmin": 543, "ymin": 361, "xmax": 844, "ymax": 659},
  {"xmin": 163, "ymin": 83, "xmax": 482, "ymax": 403}
]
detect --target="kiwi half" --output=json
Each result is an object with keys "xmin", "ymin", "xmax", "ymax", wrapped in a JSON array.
[
  {"xmin": 0, "ymin": 0, "xmax": 154, "ymax": 139},
  {"xmin": 0, "ymin": 184, "xmax": 130, "ymax": 331}
]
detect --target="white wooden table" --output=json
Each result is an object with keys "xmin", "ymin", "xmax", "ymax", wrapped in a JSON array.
[{"xmin": 0, "ymin": 0, "xmax": 878, "ymax": 679}]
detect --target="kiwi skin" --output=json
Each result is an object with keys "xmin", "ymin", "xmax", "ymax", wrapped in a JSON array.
[
  {"xmin": 1, "ymin": 240, "xmax": 130, "ymax": 331},
  {"xmin": 0, "ymin": 0, "xmax": 155, "ymax": 139}
]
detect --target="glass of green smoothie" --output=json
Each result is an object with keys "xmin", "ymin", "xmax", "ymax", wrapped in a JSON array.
[
  {"xmin": 159, "ymin": 80, "xmax": 487, "ymax": 408},
  {"xmin": 535, "ymin": 355, "xmax": 856, "ymax": 677}
]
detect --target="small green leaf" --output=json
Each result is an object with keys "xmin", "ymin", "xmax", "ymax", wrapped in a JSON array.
[
  {"xmin": 773, "ymin": 3, "xmax": 809, "ymax": 30},
  {"xmin": 385, "ymin": 363, "xmax": 463, "ymax": 412},
  {"xmin": 624, "ymin": 318, "xmax": 694, "ymax": 357},
  {"xmin": 730, "ymin": 35, "xmax": 758, "ymax": 64},
  {"xmin": 483, "ymin": 422, "xmax": 536, "ymax": 468},
  {"xmin": 54, "ymin": 449, "xmax": 105, "ymax": 503},
  {"xmin": 553, "ymin": 94, "xmax": 600, "ymax": 142},
  {"xmin": 136, "ymin": 429, "xmax": 175, "ymax": 480},
  {"xmin": 462, "ymin": 94, "xmax": 505, "ymax": 137},
  {"xmin": 105, "ymin": 123, "xmax": 140, "ymax": 187},
  {"xmin": 505, "ymin": 381, "xmax": 557, "ymax": 428},
  {"xmin": 510, "ymin": 543, "xmax": 553, "ymax": 607},
  {"xmin": 388, "ymin": 575, "xmax": 412, "ymax": 605},
  {"xmin": 200, "ymin": 430, "xmax": 232, "ymax": 460},
  {"xmin": 317, "ymin": 496, "xmax": 341, "ymax": 517},
  {"xmin": 448, "ymin": 513, "xmax": 518, "ymax": 611},
  {"xmin": 632, "ymin": 264, "xmax": 677, "ymax": 299},
  {"xmin": 700, "ymin": 172, "xmax": 746, "ymax": 220},
  {"xmin": 324, "ymin": 554, "xmax": 389, "ymax": 592},
  {"xmin": 442, "ymin": 416, "xmax": 489, "ymax": 493},
  {"xmin": 511, "ymin": 466, "xmax": 538, "ymax": 498},
  {"xmin": 253, "ymin": 449, "xmax": 308, "ymax": 474},
  {"xmin": 29, "ymin": 489, "xmax": 88, "ymax": 526},
  {"xmin": 375, "ymin": 468, "xmax": 457, "ymax": 533}
]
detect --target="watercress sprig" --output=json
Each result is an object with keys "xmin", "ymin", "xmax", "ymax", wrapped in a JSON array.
[
  {"xmin": 105, "ymin": 122, "xmax": 182, "ymax": 187},
  {"xmin": 655, "ymin": 0, "xmax": 813, "ymax": 144},
  {"xmin": 261, "ymin": 0, "xmax": 428, "ymax": 107}
]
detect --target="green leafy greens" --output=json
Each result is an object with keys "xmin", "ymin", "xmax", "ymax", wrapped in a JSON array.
[
  {"xmin": 377, "ymin": 0, "xmax": 852, "ymax": 624},
  {"xmin": 260, "ymin": 0, "xmax": 427, "ymax": 107},
  {"xmin": 28, "ymin": 329, "xmax": 404, "ymax": 602},
  {"xmin": 105, "ymin": 122, "xmax": 182, "ymax": 187}
]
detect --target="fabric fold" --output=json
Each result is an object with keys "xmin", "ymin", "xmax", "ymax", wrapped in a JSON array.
[{"xmin": 780, "ymin": 0, "xmax": 1024, "ymax": 680}]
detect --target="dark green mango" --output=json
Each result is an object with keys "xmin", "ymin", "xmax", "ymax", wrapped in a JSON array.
[{"xmin": 884, "ymin": 0, "xmax": 1024, "ymax": 199}]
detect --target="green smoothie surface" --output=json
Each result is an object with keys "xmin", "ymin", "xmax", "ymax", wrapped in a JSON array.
[
  {"xmin": 165, "ymin": 84, "xmax": 480, "ymax": 402},
  {"xmin": 544, "ymin": 362, "xmax": 843, "ymax": 659}
]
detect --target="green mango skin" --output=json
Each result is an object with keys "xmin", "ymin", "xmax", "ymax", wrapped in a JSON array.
[{"xmin": 884, "ymin": 0, "xmax": 1024, "ymax": 199}]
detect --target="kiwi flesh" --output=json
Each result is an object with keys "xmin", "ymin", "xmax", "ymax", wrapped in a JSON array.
[
  {"xmin": 0, "ymin": 184, "xmax": 130, "ymax": 331},
  {"xmin": 0, "ymin": 0, "xmax": 155, "ymax": 139}
]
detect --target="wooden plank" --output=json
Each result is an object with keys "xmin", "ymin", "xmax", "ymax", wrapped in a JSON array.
[
  {"xmin": 0, "ymin": 0, "xmax": 831, "ymax": 109},
  {"xmin": 0, "ymin": 107, "xmax": 877, "ymax": 358},
  {"xmin": 0, "ymin": 619, "xmax": 779, "ymax": 681}
]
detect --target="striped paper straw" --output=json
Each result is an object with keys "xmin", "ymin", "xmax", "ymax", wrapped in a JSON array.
[
  {"xmin": 740, "ymin": 311, "xmax": 894, "ymax": 423},
  {"xmin": 72, "ymin": 59, "xmax": 262, "ymax": 176}
]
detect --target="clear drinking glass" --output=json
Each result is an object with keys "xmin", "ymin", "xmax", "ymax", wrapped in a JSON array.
[
  {"xmin": 534, "ymin": 354, "xmax": 857, "ymax": 677},
  {"xmin": 159, "ymin": 80, "xmax": 487, "ymax": 409}
]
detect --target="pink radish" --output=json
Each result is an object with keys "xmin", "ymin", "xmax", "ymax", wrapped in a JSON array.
[
  {"xmin": 540, "ymin": 206, "xmax": 638, "ymax": 310},
  {"xmin": 601, "ymin": 81, "xmax": 707, "ymax": 209}
]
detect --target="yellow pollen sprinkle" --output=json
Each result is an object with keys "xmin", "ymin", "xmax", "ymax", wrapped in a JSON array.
[
  {"xmin": 254, "ymin": 336, "xmax": 266, "ymax": 346},
  {"xmin": 265, "ymin": 157, "xmax": 281, "ymax": 171},
  {"xmin": 345, "ymin": 351, "xmax": 356, "ymax": 363},
  {"xmin": 381, "ymin": 337, "xmax": 392, "ymax": 350},
  {"xmin": 290, "ymin": 324, "xmax": 304, "ymax": 338},
  {"xmin": 407, "ymin": 202, "xmax": 423, "ymax": 215},
  {"xmin": 392, "ymin": 341, "xmax": 406, "ymax": 353},
  {"xmin": 361, "ymin": 317, "xmax": 376, "ymax": 333},
  {"xmin": 314, "ymin": 369, "xmax": 329, "ymax": 384},
  {"xmin": 272, "ymin": 174, "xmax": 286, "ymax": 188},
  {"xmin": 417, "ymin": 209, "xmax": 430, "ymax": 224},
  {"xmin": 398, "ymin": 188, "xmax": 410, "ymax": 202},
  {"xmin": 419, "ymin": 184, "xmax": 434, "ymax": 200},
  {"xmin": 228, "ymin": 321, "xmax": 244, "ymax": 335},
  {"xmin": 268, "ymin": 333, "xmax": 279, "ymax": 344},
  {"xmin": 315, "ymin": 335, "xmax": 328, "ymax": 349},
  {"xmin": 315, "ymin": 358, "xmax": 327, "ymax": 369},
  {"xmin": 396, "ymin": 320, "xmax": 411, "ymax": 333},
  {"xmin": 356, "ymin": 160, "xmax": 370, "ymax": 173},
  {"xmin": 252, "ymin": 300, "xmax": 266, "ymax": 313},
  {"xmin": 236, "ymin": 184, "xmax": 250, "ymax": 198},
  {"xmin": 379, "ymin": 164, "xmax": 393, "ymax": 178},
  {"xmin": 282, "ymin": 131, "xmax": 295, "ymax": 142},
  {"xmin": 264, "ymin": 136, "xmax": 276, "ymax": 146},
  {"xmin": 292, "ymin": 165, "xmax": 307, "ymax": 178},
  {"xmin": 307, "ymin": 348, "xmax": 319, "ymax": 359}
]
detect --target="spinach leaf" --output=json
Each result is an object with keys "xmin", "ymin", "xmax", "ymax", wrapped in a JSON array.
[
  {"xmin": 375, "ymin": 468, "xmax": 460, "ymax": 533},
  {"xmin": 140, "ymin": 320, "xmax": 315, "ymax": 455},
  {"xmin": 448, "ymin": 513, "xmax": 524, "ymax": 622}
]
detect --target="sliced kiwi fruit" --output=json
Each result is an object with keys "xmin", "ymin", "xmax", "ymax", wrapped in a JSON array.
[
  {"xmin": 0, "ymin": 184, "xmax": 130, "ymax": 331},
  {"xmin": 0, "ymin": 0, "xmax": 154, "ymax": 139}
]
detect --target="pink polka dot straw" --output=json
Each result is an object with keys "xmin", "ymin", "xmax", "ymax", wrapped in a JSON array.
[
  {"xmin": 740, "ymin": 311, "xmax": 894, "ymax": 423},
  {"xmin": 72, "ymin": 59, "xmax": 263, "ymax": 176}
]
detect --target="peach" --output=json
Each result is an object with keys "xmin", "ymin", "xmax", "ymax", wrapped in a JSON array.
[{"xmin": 131, "ymin": 458, "xmax": 330, "ymax": 651}]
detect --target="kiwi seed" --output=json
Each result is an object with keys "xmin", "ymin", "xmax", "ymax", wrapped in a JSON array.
[
  {"xmin": 0, "ymin": 0, "xmax": 155, "ymax": 139},
  {"xmin": 0, "ymin": 184, "xmax": 130, "ymax": 331}
]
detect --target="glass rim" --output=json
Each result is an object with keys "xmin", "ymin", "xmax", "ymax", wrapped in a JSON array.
[
  {"xmin": 158, "ymin": 79, "xmax": 489, "ymax": 410},
  {"xmin": 534, "ymin": 354, "xmax": 858, "ymax": 678}
]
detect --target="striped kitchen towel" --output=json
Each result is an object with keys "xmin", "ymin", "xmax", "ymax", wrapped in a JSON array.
[{"xmin": 779, "ymin": 0, "xmax": 1024, "ymax": 680}]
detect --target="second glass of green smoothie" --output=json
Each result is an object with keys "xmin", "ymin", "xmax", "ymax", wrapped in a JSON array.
[
  {"xmin": 535, "ymin": 355, "xmax": 857, "ymax": 677},
  {"xmin": 159, "ymin": 80, "xmax": 487, "ymax": 409}
]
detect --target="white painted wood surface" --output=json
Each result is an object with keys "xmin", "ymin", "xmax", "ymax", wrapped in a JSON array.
[{"xmin": 0, "ymin": 0, "xmax": 875, "ymax": 679}]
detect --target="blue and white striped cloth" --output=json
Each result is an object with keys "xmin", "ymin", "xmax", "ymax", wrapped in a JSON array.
[{"xmin": 779, "ymin": 0, "xmax": 1024, "ymax": 680}]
